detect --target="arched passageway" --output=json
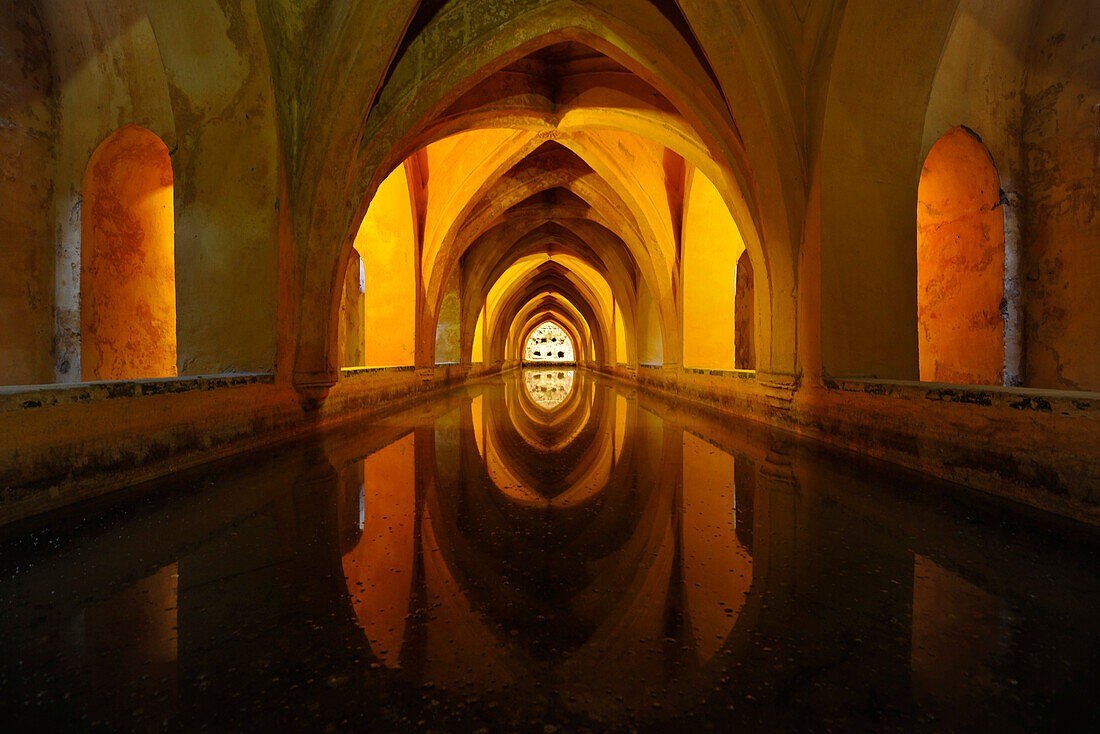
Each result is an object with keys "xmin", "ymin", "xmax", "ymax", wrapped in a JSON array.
[{"xmin": 2, "ymin": 2, "xmax": 1100, "ymax": 731}]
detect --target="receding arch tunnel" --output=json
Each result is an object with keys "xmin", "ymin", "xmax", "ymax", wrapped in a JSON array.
[
  {"xmin": 333, "ymin": 57, "xmax": 768, "ymax": 377},
  {"xmin": 314, "ymin": 28, "xmax": 788, "ymax": 381},
  {"xmin": 2, "ymin": 2, "xmax": 1099, "ymax": 731}
]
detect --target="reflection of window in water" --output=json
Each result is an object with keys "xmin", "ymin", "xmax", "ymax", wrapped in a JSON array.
[
  {"xmin": 524, "ymin": 369, "xmax": 575, "ymax": 409},
  {"xmin": 524, "ymin": 322, "xmax": 575, "ymax": 362}
]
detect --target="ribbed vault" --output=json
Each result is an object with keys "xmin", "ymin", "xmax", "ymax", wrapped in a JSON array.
[{"xmin": 318, "ymin": 24, "xmax": 783, "ymax": 382}]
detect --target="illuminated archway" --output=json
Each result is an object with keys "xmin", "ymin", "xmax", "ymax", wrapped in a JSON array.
[
  {"xmin": 81, "ymin": 125, "xmax": 176, "ymax": 381},
  {"xmin": 340, "ymin": 163, "xmax": 418, "ymax": 369},
  {"xmin": 682, "ymin": 168, "xmax": 746, "ymax": 370},
  {"xmin": 293, "ymin": 6, "xmax": 798, "ymax": 386},
  {"xmin": 917, "ymin": 127, "xmax": 1004, "ymax": 385},
  {"xmin": 524, "ymin": 321, "xmax": 575, "ymax": 363}
]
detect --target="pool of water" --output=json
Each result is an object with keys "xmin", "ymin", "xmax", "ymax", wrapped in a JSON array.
[{"xmin": 1, "ymin": 370, "xmax": 1097, "ymax": 732}]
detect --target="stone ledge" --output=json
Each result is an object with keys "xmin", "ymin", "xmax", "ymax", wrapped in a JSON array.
[
  {"xmin": 0, "ymin": 373, "xmax": 275, "ymax": 414},
  {"xmin": 599, "ymin": 364, "xmax": 1100, "ymax": 524},
  {"xmin": 828, "ymin": 377, "xmax": 1098, "ymax": 415}
]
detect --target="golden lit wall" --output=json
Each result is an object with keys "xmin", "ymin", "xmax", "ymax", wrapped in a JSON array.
[
  {"xmin": 917, "ymin": 127, "xmax": 1004, "ymax": 385},
  {"xmin": 682, "ymin": 170, "xmax": 744, "ymax": 370},
  {"xmin": 81, "ymin": 125, "xmax": 176, "ymax": 381},
  {"xmin": 1018, "ymin": 4, "xmax": 1100, "ymax": 391},
  {"xmin": 0, "ymin": 1, "xmax": 54, "ymax": 386},
  {"xmin": 352, "ymin": 164, "xmax": 417, "ymax": 367}
]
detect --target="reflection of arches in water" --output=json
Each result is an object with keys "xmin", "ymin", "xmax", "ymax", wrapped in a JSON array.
[
  {"xmin": 524, "ymin": 321, "xmax": 575, "ymax": 363},
  {"xmin": 331, "ymin": 383, "xmax": 767, "ymax": 722},
  {"xmin": 489, "ymin": 371, "xmax": 615, "ymax": 507},
  {"xmin": 523, "ymin": 368, "xmax": 575, "ymax": 409},
  {"xmin": 338, "ymin": 434, "xmax": 417, "ymax": 670}
]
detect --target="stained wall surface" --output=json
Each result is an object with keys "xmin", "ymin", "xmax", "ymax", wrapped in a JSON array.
[
  {"xmin": 145, "ymin": 0, "xmax": 281, "ymax": 376},
  {"xmin": 0, "ymin": 0, "xmax": 55, "ymax": 386},
  {"xmin": 1020, "ymin": 6, "xmax": 1100, "ymax": 390}
]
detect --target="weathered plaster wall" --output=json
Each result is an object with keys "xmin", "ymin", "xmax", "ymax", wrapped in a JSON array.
[
  {"xmin": 820, "ymin": 0, "xmax": 959, "ymax": 380},
  {"xmin": 145, "ymin": 0, "xmax": 280, "ymax": 376},
  {"xmin": 1020, "ymin": 5, "xmax": 1100, "ymax": 391},
  {"xmin": 917, "ymin": 127, "xmax": 1004, "ymax": 385},
  {"xmin": 38, "ymin": 0, "xmax": 176, "ymax": 383},
  {"xmin": 81, "ymin": 125, "xmax": 177, "ymax": 381},
  {"xmin": 0, "ymin": 0, "xmax": 55, "ymax": 386}
]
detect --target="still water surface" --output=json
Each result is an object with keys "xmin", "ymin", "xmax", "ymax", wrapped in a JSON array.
[{"xmin": 1, "ymin": 371, "xmax": 1097, "ymax": 732}]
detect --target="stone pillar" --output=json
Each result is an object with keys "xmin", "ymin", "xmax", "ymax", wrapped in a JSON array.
[{"xmin": 1001, "ymin": 188, "xmax": 1025, "ymax": 387}]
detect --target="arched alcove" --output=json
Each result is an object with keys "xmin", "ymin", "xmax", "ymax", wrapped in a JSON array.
[
  {"xmin": 917, "ymin": 127, "xmax": 1005, "ymax": 385},
  {"xmin": 735, "ymin": 250, "xmax": 756, "ymax": 370},
  {"xmin": 682, "ymin": 169, "xmax": 745, "ymax": 370},
  {"xmin": 81, "ymin": 125, "xmax": 176, "ymax": 381}
]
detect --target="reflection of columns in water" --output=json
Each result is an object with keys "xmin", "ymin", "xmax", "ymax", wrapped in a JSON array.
[
  {"xmin": 664, "ymin": 421, "xmax": 687, "ymax": 667},
  {"xmin": 679, "ymin": 428, "xmax": 755, "ymax": 666},
  {"xmin": 734, "ymin": 453, "xmax": 756, "ymax": 556},
  {"xmin": 758, "ymin": 441, "xmax": 800, "ymax": 599},
  {"xmin": 911, "ymin": 554, "xmax": 1002, "ymax": 716},
  {"xmin": 338, "ymin": 433, "xmax": 420, "ymax": 671},
  {"xmin": 83, "ymin": 563, "xmax": 179, "ymax": 725},
  {"xmin": 399, "ymin": 427, "xmax": 433, "ymax": 676}
]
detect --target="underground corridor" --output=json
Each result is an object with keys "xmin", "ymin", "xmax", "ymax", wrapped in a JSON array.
[{"xmin": 0, "ymin": 2, "xmax": 1098, "ymax": 732}]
